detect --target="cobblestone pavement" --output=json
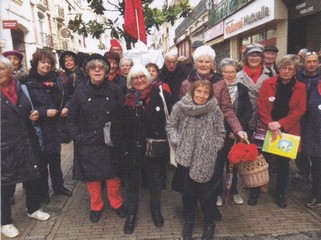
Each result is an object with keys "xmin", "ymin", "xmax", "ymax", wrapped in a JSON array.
[{"xmin": 4, "ymin": 143, "xmax": 321, "ymax": 240}]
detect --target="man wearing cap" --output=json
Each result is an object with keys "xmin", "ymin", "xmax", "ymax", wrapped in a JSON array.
[
  {"xmin": 181, "ymin": 40, "xmax": 204, "ymax": 76},
  {"xmin": 292, "ymin": 51, "xmax": 321, "ymax": 185},
  {"xmin": 263, "ymin": 45, "xmax": 279, "ymax": 77},
  {"xmin": 3, "ymin": 50, "xmax": 28, "ymax": 81},
  {"xmin": 110, "ymin": 39, "xmax": 123, "ymax": 58}
]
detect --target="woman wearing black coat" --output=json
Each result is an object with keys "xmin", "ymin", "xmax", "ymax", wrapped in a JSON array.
[
  {"xmin": 215, "ymin": 58, "xmax": 253, "ymax": 207},
  {"xmin": 25, "ymin": 49, "xmax": 72, "ymax": 204},
  {"xmin": 111, "ymin": 64, "xmax": 173, "ymax": 234},
  {"xmin": 66, "ymin": 54, "xmax": 127, "ymax": 223},
  {"xmin": 1, "ymin": 56, "xmax": 50, "ymax": 238}
]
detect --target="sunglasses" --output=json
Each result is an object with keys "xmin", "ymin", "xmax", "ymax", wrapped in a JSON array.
[{"xmin": 305, "ymin": 51, "xmax": 317, "ymax": 56}]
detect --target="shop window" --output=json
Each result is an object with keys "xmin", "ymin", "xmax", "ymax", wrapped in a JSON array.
[
  {"xmin": 267, "ymin": 28, "xmax": 277, "ymax": 39},
  {"xmin": 252, "ymin": 31, "xmax": 264, "ymax": 43},
  {"xmin": 242, "ymin": 35, "xmax": 251, "ymax": 46}
]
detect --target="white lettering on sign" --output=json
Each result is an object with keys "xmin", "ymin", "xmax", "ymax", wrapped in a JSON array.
[
  {"xmin": 296, "ymin": 2, "xmax": 306, "ymax": 10},
  {"xmin": 300, "ymin": 6, "xmax": 314, "ymax": 14}
]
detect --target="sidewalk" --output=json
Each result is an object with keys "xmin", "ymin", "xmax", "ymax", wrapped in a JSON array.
[{"xmin": 5, "ymin": 143, "xmax": 321, "ymax": 240}]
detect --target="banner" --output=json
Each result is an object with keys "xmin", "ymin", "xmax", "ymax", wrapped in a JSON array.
[{"xmin": 124, "ymin": 0, "xmax": 147, "ymax": 44}]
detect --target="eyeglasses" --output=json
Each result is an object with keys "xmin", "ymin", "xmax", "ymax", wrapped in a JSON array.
[
  {"xmin": 132, "ymin": 75, "xmax": 146, "ymax": 81},
  {"xmin": 89, "ymin": 65, "xmax": 105, "ymax": 71},
  {"xmin": 305, "ymin": 51, "xmax": 317, "ymax": 56},
  {"xmin": 223, "ymin": 71, "xmax": 236, "ymax": 74},
  {"xmin": 279, "ymin": 66, "xmax": 295, "ymax": 72},
  {"xmin": 248, "ymin": 53, "xmax": 262, "ymax": 58}
]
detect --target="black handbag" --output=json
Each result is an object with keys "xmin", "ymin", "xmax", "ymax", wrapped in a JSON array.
[{"xmin": 145, "ymin": 138, "xmax": 169, "ymax": 158}]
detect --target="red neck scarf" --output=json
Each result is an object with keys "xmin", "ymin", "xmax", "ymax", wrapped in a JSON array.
[
  {"xmin": 124, "ymin": 85, "xmax": 152, "ymax": 108},
  {"xmin": 1, "ymin": 79, "xmax": 17, "ymax": 106},
  {"xmin": 244, "ymin": 65, "xmax": 262, "ymax": 84}
]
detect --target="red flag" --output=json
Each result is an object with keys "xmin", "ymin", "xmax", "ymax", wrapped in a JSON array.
[{"xmin": 124, "ymin": 0, "xmax": 147, "ymax": 44}]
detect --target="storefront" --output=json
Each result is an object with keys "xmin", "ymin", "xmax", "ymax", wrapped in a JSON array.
[
  {"xmin": 204, "ymin": 21, "xmax": 230, "ymax": 64},
  {"xmin": 287, "ymin": 0, "xmax": 321, "ymax": 53},
  {"xmin": 223, "ymin": 0, "xmax": 288, "ymax": 60}
]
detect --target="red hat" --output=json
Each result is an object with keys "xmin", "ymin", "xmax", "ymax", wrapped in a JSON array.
[
  {"xmin": 110, "ymin": 39, "xmax": 122, "ymax": 51},
  {"xmin": 3, "ymin": 50, "xmax": 23, "ymax": 61}
]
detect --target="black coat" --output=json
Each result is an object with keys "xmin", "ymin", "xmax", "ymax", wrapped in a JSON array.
[
  {"xmin": 1, "ymin": 80, "xmax": 40, "ymax": 185},
  {"xmin": 25, "ymin": 70, "xmax": 65, "ymax": 153},
  {"xmin": 160, "ymin": 65, "xmax": 186, "ymax": 103},
  {"xmin": 66, "ymin": 80, "xmax": 122, "ymax": 181},
  {"xmin": 111, "ymin": 86, "xmax": 173, "ymax": 166}
]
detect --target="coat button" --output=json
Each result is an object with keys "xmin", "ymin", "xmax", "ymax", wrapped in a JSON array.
[
  {"xmin": 106, "ymin": 97, "xmax": 109, "ymax": 100},
  {"xmin": 106, "ymin": 111, "xmax": 109, "ymax": 114},
  {"xmin": 94, "ymin": 130, "xmax": 96, "ymax": 133}
]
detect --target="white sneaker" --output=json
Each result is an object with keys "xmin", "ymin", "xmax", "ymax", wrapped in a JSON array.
[
  {"xmin": 232, "ymin": 194, "xmax": 244, "ymax": 204},
  {"xmin": 28, "ymin": 209, "xmax": 50, "ymax": 221},
  {"xmin": 1, "ymin": 224, "xmax": 19, "ymax": 238},
  {"xmin": 216, "ymin": 196, "xmax": 223, "ymax": 206}
]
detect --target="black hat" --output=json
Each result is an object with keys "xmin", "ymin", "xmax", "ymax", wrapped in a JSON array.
[
  {"xmin": 86, "ymin": 53, "xmax": 110, "ymax": 74},
  {"xmin": 59, "ymin": 51, "xmax": 77, "ymax": 70},
  {"xmin": 264, "ymin": 45, "xmax": 279, "ymax": 53},
  {"xmin": 192, "ymin": 40, "xmax": 204, "ymax": 49}
]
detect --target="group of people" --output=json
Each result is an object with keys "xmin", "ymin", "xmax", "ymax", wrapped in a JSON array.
[{"xmin": 1, "ymin": 38, "xmax": 320, "ymax": 240}]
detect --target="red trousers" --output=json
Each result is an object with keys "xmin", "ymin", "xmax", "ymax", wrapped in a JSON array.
[{"xmin": 86, "ymin": 177, "xmax": 123, "ymax": 211}]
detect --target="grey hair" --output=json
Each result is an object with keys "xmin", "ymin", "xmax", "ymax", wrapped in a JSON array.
[
  {"xmin": 218, "ymin": 58, "xmax": 237, "ymax": 74},
  {"xmin": 0, "ymin": 56, "xmax": 14, "ymax": 76},
  {"xmin": 164, "ymin": 51, "xmax": 178, "ymax": 60},
  {"xmin": 85, "ymin": 59, "xmax": 109, "ymax": 72},
  {"xmin": 277, "ymin": 54, "xmax": 299, "ymax": 70},
  {"xmin": 119, "ymin": 57, "xmax": 134, "ymax": 67},
  {"xmin": 298, "ymin": 48, "xmax": 309, "ymax": 55},
  {"xmin": 193, "ymin": 46, "xmax": 216, "ymax": 62},
  {"xmin": 126, "ymin": 64, "xmax": 152, "ymax": 89}
]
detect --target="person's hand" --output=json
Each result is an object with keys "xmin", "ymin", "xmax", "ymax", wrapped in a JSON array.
[
  {"xmin": 29, "ymin": 110, "xmax": 39, "ymax": 121},
  {"xmin": 47, "ymin": 109, "xmax": 58, "ymax": 117},
  {"xmin": 268, "ymin": 121, "xmax": 281, "ymax": 131},
  {"xmin": 236, "ymin": 131, "xmax": 248, "ymax": 139},
  {"xmin": 271, "ymin": 128, "xmax": 282, "ymax": 142},
  {"xmin": 229, "ymin": 133, "xmax": 235, "ymax": 140},
  {"xmin": 60, "ymin": 108, "xmax": 69, "ymax": 117}
]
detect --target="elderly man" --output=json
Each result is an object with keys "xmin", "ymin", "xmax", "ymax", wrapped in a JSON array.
[
  {"xmin": 110, "ymin": 39, "xmax": 123, "ymax": 58},
  {"xmin": 292, "ymin": 51, "xmax": 321, "ymax": 185},
  {"xmin": 263, "ymin": 45, "xmax": 279, "ymax": 77},
  {"xmin": 159, "ymin": 52, "xmax": 187, "ymax": 103}
]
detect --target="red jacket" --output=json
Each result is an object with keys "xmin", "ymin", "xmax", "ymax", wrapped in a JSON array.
[{"xmin": 257, "ymin": 75, "xmax": 306, "ymax": 136}]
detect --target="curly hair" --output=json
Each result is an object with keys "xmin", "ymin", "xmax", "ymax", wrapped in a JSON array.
[{"xmin": 30, "ymin": 49, "xmax": 56, "ymax": 70}]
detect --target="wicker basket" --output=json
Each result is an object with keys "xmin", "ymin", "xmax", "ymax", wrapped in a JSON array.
[{"xmin": 237, "ymin": 154, "xmax": 269, "ymax": 188}]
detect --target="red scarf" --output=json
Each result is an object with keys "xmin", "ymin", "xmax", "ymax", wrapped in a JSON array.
[
  {"xmin": 1, "ymin": 79, "xmax": 17, "ymax": 106},
  {"xmin": 244, "ymin": 65, "xmax": 262, "ymax": 84},
  {"xmin": 124, "ymin": 85, "xmax": 152, "ymax": 108}
]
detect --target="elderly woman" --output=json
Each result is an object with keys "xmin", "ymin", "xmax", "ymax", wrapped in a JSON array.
[
  {"xmin": 66, "ymin": 54, "xmax": 127, "ymax": 223},
  {"xmin": 24, "ymin": 49, "xmax": 72, "ymax": 204},
  {"xmin": 215, "ymin": 58, "xmax": 253, "ymax": 206},
  {"xmin": 3, "ymin": 50, "xmax": 28, "ymax": 81},
  {"xmin": 58, "ymin": 51, "xmax": 87, "ymax": 143},
  {"xmin": 119, "ymin": 57, "xmax": 134, "ymax": 78},
  {"xmin": 1, "ymin": 56, "xmax": 50, "ymax": 238},
  {"xmin": 167, "ymin": 80, "xmax": 226, "ymax": 240},
  {"xmin": 111, "ymin": 64, "xmax": 173, "ymax": 234},
  {"xmin": 236, "ymin": 43, "xmax": 271, "ymax": 134},
  {"xmin": 250, "ymin": 55, "xmax": 307, "ymax": 208},
  {"xmin": 180, "ymin": 46, "xmax": 247, "ymax": 139}
]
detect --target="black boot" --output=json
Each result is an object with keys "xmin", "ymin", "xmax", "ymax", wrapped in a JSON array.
[
  {"xmin": 90, "ymin": 210, "xmax": 102, "ymax": 223},
  {"xmin": 248, "ymin": 189, "xmax": 260, "ymax": 206},
  {"xmin": 201, "ymin": 223, "xmax": 215, "ymax": 240},
  {"xmin": 151, "ymin": 210, "xmax": 164, "ymax": 228},
  {"xmin": 124, "ymin": 214, "xmax": 136, "ymax": 234},
  {"xmin": 182, "ymin": 221, "xmax": 194, "ymax": 240},
  {"xmin": 276, "ymin": 194, "xmax": 287, "ymax": 208}
]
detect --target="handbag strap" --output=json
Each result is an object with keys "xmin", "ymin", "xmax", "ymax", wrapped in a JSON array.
[
  {"xmin": 159, "ymin": 85, "xmax": 169, "ymax": 120},
  {"xmin": 21, "ymin": 84, "xmax": 35, "ymax": 111}
]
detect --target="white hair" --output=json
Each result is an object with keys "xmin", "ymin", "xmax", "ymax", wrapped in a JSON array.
[
  {"xmin": 193, "ymin": 46, "xmax": 216, "ymax": 62},
  {"xmin": 126, "ymin": 64, "xmax": 152, "ymax": 89}
]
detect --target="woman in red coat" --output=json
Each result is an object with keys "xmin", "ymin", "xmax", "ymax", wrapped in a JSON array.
[{"xmin": 248, "ymin": 54, "xmax": 307, "ymax": 208}]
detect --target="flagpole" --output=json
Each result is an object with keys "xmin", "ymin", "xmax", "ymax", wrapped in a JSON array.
[{"xmin": 134, "ymin": 8, "xmax": 143, "ymax": 63}]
